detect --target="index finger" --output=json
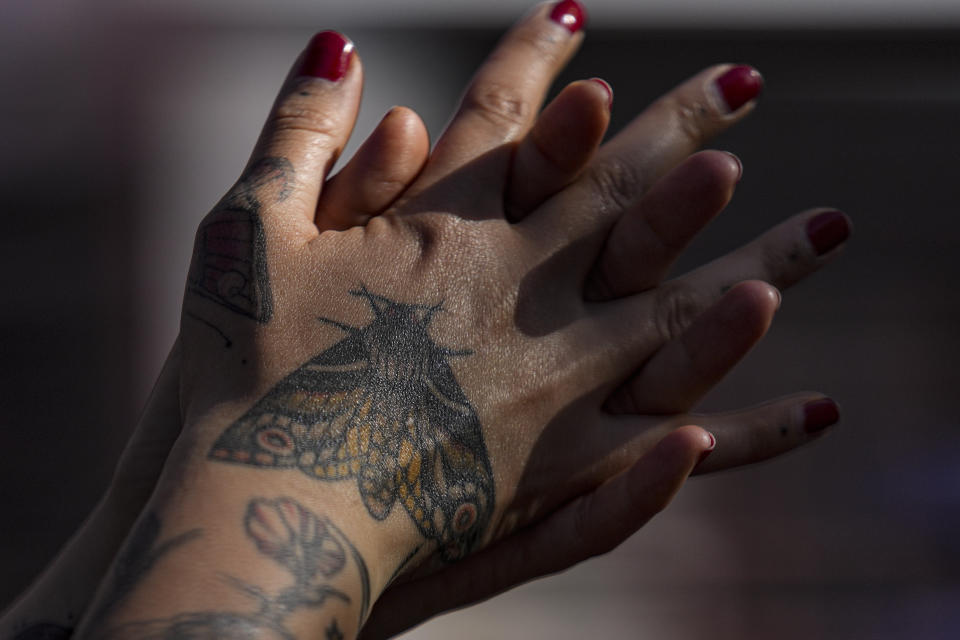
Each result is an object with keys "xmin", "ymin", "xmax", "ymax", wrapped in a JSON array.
[{"xmin": 409, "ymin": 1, "xmax": 587, "ymax": 202}]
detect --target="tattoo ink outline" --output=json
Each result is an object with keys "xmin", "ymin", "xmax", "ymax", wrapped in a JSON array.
[
  {"xmin": 207, "ymin": 286, "xmax": 496, "ymax": 562},
  {"xmin": 87, "ymin": 498, "xmax": 366, "ymax": 640},
  {"xmin": 187, "ymin": 156, "xmax": 293, "ymax": 324}
]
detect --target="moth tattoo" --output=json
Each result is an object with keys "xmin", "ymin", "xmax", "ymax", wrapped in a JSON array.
[
  {"xmin": 188, "ymin": 156, "xmax": 292, "ymax": 323},
  {"xmin": 209, "ymin": 287, "xmax": 495, "ymax": 560}
]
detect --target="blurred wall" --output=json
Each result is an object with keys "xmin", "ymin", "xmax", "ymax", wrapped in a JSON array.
[{"xmin": 1, "ymin": 1, "xmax": 959, "ymax": 638}]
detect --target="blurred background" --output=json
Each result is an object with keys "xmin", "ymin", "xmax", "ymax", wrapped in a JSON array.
[{"xmin": 1, "ymin": 0, "xmax": 959, "ymax": 637}]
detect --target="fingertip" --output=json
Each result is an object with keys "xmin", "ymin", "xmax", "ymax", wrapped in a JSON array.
[
  {"xmin": 539, "ymin": 79, "xmax": 612, "ymax": 162},
  {"xmin": 506, "ymin": 76, "xmax": 611, "ymax": 217},
  {"xmin": 685, "ymin": 150, "xmax": 742, "ymax": 196},
  {"xmin": 376, "ymin": 105, "xmax": 431, "ymax": 166},
  {"xmin": 712, "ymin": 64, "xmax": 764, "ymax": 114},
  {"xmin": 805, "ymin": 208, "xmax": 853, "ymax": 257},
  {"xmin": 802, "ymin": 396, "xmax": 841, "ymax": 436},
  {"xmin": 654, "ymin": 424, "xmax": 715, "ymax": 467},
  {"xmin": 314, "ymin": 105, "xmax": 429, "ymax": 229},
  {"xmin": 730, "ymin": 279, "xmax": 781, "ymax": 313},
  {"xmin": 724, "ymin": 150, "xmax": 743, "ymax": 182},
  {"xmin": 549, "ymin": 0, "xmax": 588, "ymax": 34},
  {"xmin": 708, "ymin": 281, "xmax": 780, "ymax": 347},
  {"xmin": 588, "ymin": 77, "xmax": 614, "ymax": 111},
  {"xmin": 297, "ymin": 31, "xmax": 356, "ymax": 82}
]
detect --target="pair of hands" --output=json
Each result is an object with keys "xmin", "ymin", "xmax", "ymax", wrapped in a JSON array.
[{"xmin": 25, "ymin": 2, "xmax": 848, "ymax": 638}]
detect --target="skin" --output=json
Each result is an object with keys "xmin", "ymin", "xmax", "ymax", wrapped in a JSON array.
[{"xmin": 0, "ymin": 3, "xmax": 849, "ymax": 639}]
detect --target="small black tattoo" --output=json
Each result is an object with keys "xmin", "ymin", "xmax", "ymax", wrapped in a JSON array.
[
  {"xmin": 325, "ymin": 619, "xmax": 344, "ymax": 640},
  {"xmin": 208, "ymin": 286, "xmax": 494, "ymax": 561},
  {"xmin": 185, "ymin": 311, "xmax": 233, "ymax": 348},
  {"xmin": 188, "ymin": 156, "xmax": 293, "ymax": 324}
]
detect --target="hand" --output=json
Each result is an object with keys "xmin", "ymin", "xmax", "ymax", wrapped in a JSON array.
[
  {"xmin": 8, "ymin": 3, "xmax": 849, "ymax": 638},
  {"xmin": 174, "ymin": 0, "xmax": 845, "ymax": 624}
]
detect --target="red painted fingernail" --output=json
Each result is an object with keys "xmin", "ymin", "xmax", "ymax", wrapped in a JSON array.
[
  {"xmin": 715, "ymin": 65, "xmax": 763, "ymax": 112},
  {"xmin": 298, "ymin": 31, "xmax": 354, "ymax": 81},
  {"xmin": 590, "ymin": 78, "xmax": 613, "ymax": 110},
  {"xmin": 550, "ymin": 0, "xmax": 587, "ymax": 34},
  {"xmin": 806, "ymin": 210, "xmax": 851, "ymax": 255},
  {"xmin": 697, "ymin": 432, "xmax": 717, "ymax": 465},
  {"xmin": 804, "ymin": 398, "xmax": 840, "ymax": 434}
]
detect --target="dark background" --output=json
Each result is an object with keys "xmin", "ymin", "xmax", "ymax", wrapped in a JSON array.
[{"xmin": 1, "ymin": 5, "xmax": 958, "ymax": 638}]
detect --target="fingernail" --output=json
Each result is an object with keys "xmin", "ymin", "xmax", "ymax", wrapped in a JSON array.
[
  {"xmin": 770, "ymin": 284, "xmax": 782, "ymax": 309},
  {"xmin": 804, "ymin": 398, "xmax": 840, "ymax": 434},
  {"xmin": 725, "ymin": 151, "xmax": 743, "ymax": 183},
  {"xmin": 806, "ymin": 210, "xmax": 851, "ymax": 256},
  {"xmin": 715, "ymin": 65, "xmax": 763, "ymax": 113},
  {"xmin": 298, "ymin": 31, "xmax": 354, "ymax": 81},
  {"xmin": 590, "ymin": 78, "xmax": 613, "ymax": 110},
  {"xmin": 698, "ymin": 432, "xmax": 717, "ymax": 465},
  {"xmin": 550, "ymin": 0, "xmax": 587, "ymax": 34}
]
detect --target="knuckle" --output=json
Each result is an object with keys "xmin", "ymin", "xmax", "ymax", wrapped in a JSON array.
[
  {"xmin": 587, "ymin": 156, "xmax": 644, "ymax": 214},
  {"xmin": 657, "ymin": 92, "xmax": 717, "ymax": 148},
  {"xmin": 654, "ymin": 280, "xmax": 706, "ymax": 342},
  {"xmin": 463, "ymin": 82, "xmax": 530, "ymax": 129},
  {"xmin": 269, "ymin": 98, "xmax": 341, "ymax": 144}
]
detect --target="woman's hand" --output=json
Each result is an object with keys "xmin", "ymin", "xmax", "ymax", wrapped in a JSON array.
[
  {"xmin": 7, "ymin": 3, "xmax": 850, "ymax": 639},
  {"xmin": 167, "ymin": 0, "xmax": 846, "ymax": 629}
]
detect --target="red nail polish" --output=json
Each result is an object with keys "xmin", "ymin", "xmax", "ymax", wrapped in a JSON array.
[
  {"xmin": 298, "ymin": 31, "xmax": 354, "ymax": 81},
  {"xmin": 550, "ymin": 0, "xmax": 587, "ymax": 34},
  {"xmin": 715, "ymin": 65, "xmax": 763, "ymax": 112},
  {"xmin": 806, "ymin": 210, "xmax": 851, "ymax": 256},
  {"xmin": 804, "ymin": 398, "xmax": 840, "ymax": 434},
  {"xmin": 590, "ymin": 78, "xmax": 613, "ymax": 110}
]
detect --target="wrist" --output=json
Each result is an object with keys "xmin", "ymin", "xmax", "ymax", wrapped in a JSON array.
[{"xmin": 82, "ymin": 466, "xmax": 399, "ymax": 640}]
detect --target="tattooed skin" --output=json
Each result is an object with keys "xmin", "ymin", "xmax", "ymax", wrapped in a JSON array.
[
  {"xmin": 86, "ymin": 513, "xmax": 202, "ymax": 632},
  {"xmin": 325, "ymin": 620, "xmax": 344, "ymax": 640},
  {"xmin": 187, "ymin": 156, "xmax": 292, "ymax": 324},
  {"xmin": 208, "ymin": 287, "xmax": 495, "ymax": 561},
  {"xmin": 88, "ymin": 498, "xmax": 368, "ymax": 640},
  {"xmin": 7, "ymin": 515, "xmax": 198, "ymax": 640}
]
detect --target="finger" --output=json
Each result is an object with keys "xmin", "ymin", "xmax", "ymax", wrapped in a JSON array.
[
  {"xmin": 316, "ymin": 106, "xmax": 429, "ymax": 230},
  {"xmin": 526, "ymin": 64, "xmax": 762, "ymax": 251},
  {"xmin": 606, "ymin": 281, "xmax": 779, "ymax": 415},
  {"xmin": 408, "ymin": 1, "xmax": 587, "ymax": 211},
  {"xmin": 243, "ymin": 31, "xmax": 362, "ymax": 227},
  {"xmin": 585, "ymin": 150, "xmax": 741, "ymax": 300},
  {"xmin": 585, "ymin": 394, "xmax": 838, "ymax": 486},
  {"xmin": 581, "ymin": 208, "xmax": 851, "ymax": 376},
  {"xmin": 505, "ymin": 78, "xmax": 612, "ymax": 220},
  {"xmin": 674, "ymin": 208, "xmax": 853, "ymax": 304},
  {"xmin": 533, "ymin": 424, "xmax": 711, "ymax": 557},
  {"xmin": 360, "ymin": 425, "xmax": 712, "ymax": 640},
  {"xmin": 692, "ymin": 394, "xmax": 840, "ymax": 473}
]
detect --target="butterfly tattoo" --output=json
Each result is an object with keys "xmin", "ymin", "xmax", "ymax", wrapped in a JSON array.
[{"xmin": 209, "ymin": 287, "xmax": 495, "ymax": 561}]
